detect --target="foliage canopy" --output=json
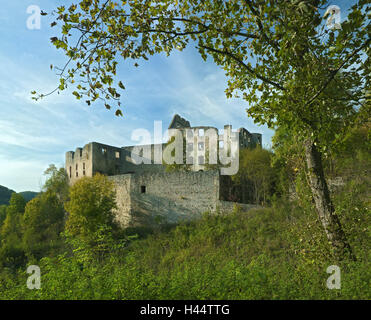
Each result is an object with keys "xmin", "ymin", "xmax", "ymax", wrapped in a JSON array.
[{"xmin": 35, "ymin": 0, "xmax": 370, "ymax": 151}]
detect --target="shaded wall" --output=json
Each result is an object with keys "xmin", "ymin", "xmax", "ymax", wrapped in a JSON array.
[{"xmin": 109, "ymin": 171, "xmax": 220, "ymax": 228}]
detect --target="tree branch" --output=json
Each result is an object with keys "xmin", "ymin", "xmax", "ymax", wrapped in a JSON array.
[
  {"xmin": 305, "ymin": 37, "xmax": 371, "ymax": 108},
  {"xmin": 242, "ymin": 0, "xmax": 280, "ymax": 51},
  {"xmin": 199, "ymin": 45, "xmax": 285, "ymax": 91}
]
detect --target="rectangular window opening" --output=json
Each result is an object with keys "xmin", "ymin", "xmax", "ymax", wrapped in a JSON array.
[{"xmin": 141, "ymin": 186, "xmax": 146, "ymax": 194}]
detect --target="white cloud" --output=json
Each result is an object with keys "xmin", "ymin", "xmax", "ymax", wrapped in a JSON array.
[{"xmin": 0, "ymin": 155, "xmax": 49, "ymax": 192}]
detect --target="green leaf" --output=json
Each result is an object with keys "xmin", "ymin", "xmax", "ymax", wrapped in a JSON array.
[
  {"xmin": 118, "ymin": 81, "xmax": 125, "ymax": 90},
  {"xmin": 115, "ymin": 109, "xmax": 123, "ymax": 117}
]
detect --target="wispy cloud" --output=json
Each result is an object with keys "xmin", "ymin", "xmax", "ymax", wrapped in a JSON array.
[
  {"xmin": 0, "ymin": 155, "xmax": 50, "ymax": 192},
  {"xmin": 0, "ymin": 119, "xmax": 60, "ymax": 150}
]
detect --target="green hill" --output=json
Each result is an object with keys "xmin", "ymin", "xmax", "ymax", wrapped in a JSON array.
[
  {"xmin": 0, "ymin": 185, "xmax": 38, "ymax": 205},
  {"xmin": 0, "ymin": 185, "xmax": 15, "ymax": 205},
  {"xmin": 19, "ymin": 191, "xmax": 39, "ymax": 202}
]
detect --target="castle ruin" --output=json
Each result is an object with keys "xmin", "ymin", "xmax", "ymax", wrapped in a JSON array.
[{"xmin": 65, "ymin": 115, "xmax": 262, "ymax": 228}]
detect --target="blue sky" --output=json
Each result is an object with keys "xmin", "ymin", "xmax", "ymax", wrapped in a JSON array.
[{"xmin": 0, "ymin": 0, "xmax": 356, "ymax": 192}]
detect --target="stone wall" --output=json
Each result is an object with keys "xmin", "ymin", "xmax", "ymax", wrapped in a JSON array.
[
  {"xmin": 109, "ymin": 170, "xmax": 220, "ymax": 228},
  {"xmin": 109, "ymin": 174, "xmax": 133, "ymax": 227},
  {"xmin": 66, "ymin": 114, "xmax": 263, "ymax": 186},
  {"xmin": 65, "ymin": 143, "xmax": 94, "ymax": 184},
  {"xmin": 92, "ymin": 142, "xmax": 125, "ymax": 176},
  {"xmin": 66, "ymin": 142, "xmax": 166, "ymax": 185}
]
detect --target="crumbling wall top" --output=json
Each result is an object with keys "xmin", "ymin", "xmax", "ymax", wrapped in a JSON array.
[{"xmin": 168, "ymin": 114, "xmax": 191, "ymax": 129}]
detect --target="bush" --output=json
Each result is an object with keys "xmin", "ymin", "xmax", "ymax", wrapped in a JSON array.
[{"xmin": 64, "ymin": 173, "xmax": 117, "ymax": 243}]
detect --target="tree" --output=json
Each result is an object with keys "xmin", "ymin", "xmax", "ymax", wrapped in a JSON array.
[
  {"xmin": 22, "ymin": 191, "xmax": 65, "ymax": 260},
  {"xmin": 0, "ymin": 205, "xmax": 7, "ymax": 228},
  {"xmin": 39, "ymin": 0, "xmax": 370, "ymax": 260},
  {"xmin": 0, "ymin": 193, "xmax": 26, "ymax": 268},
  {"xmin": 43, "ymin": 164, "xmax": 69, "ymax": 202},
  {"xmin": 64, "ymin": 174, "xmax": 117, "ymax": 245},
  {"xmin": 329, "ymin": 121, "xmax": 371, "ymax": 176},
  {"xmin": 232, "ymin": 147, "xmax": 276, "ymax": 205}
]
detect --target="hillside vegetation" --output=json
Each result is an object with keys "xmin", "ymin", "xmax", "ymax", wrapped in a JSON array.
[
  {"xmin": 19, "ymin": 192, "xmax": 39, "ymax": 203},
  {"xmin": 1, "ymin": 196, "xmax": 369, "ymax": 299}
]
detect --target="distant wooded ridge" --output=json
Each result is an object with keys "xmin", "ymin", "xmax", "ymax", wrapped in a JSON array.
[{"xmin": 0, "ymin": 185, "xmax": 38, "ymax": 205}]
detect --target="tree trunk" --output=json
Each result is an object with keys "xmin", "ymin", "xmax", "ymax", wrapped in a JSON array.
[{"xmin": 304, "ymin": 138, "xmax": 355, "ymax": 261}]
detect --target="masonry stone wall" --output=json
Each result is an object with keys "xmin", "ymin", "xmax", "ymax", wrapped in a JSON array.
[
  {"xmin": 109, "ymin": 170, "xmax": 220, "ymax": 228},
  {"xmin": 92, "ymin": 142, "xmax": 125, "ymax": 176},
  {"xmin": 109, "ymin": 175, "xmax": 133, "ymax": 227},
  {"xmin": 65, "ymin": 142, "xmax": 166, "ymax": 186},
  {"xmin": 66, "ymin": 143, "xmax": 94, "ymax": 185}
]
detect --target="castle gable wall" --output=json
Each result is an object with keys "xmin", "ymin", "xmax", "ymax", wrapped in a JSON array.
[
  {"xmin": 109, "ymin": 170, "xmax": 220, "ymax": 227},
  {"xmin": 65, "ymin": 143, "xmax": 93, "ymax": 184}
]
